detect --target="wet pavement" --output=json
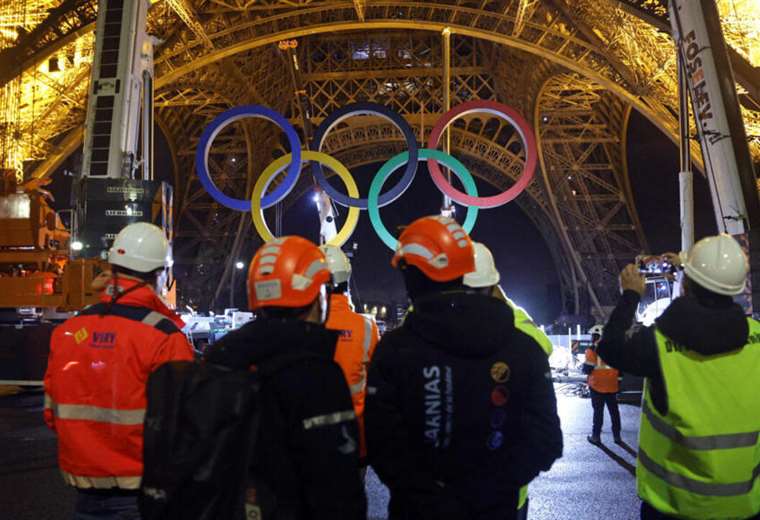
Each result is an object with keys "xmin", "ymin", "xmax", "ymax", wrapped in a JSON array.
[{"xmin": 0, "ymin": 385, "xmax": 642, "ymax": 519}]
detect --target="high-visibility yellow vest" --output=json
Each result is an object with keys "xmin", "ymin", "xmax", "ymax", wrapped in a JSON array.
[
  {"xmin": 505, "ymin": 297, "xmax": 553, "ymax": 356},
  {"xmin": 504, "ymin": 296, "xmax": 552, "ymax": 510},
  {"xmin": 637, "ymin": 319, "xmax": 760, "ymax": 519},
  {"xmin": 518, "ymin": 485, "xmax": 529, "ymax": 511}
]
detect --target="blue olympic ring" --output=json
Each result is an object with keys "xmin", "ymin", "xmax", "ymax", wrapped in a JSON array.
[
  {"xmin": 310, "ymin": 101, "xmax": 419, "ymax": 209},
  {"xmin": 195, "ymin": 105, "xmax": 302, "ymax": 211}
]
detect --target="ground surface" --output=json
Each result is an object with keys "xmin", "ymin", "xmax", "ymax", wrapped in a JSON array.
[{"xmin": 0, "ymin": 385, "xmax": 642, "ymax": 520}]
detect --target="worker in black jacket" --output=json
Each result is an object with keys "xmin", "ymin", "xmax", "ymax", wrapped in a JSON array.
[
  {"xmin": 598, "ymin": 235, "xmax": 760, "ymax": 520},
  {"xmin": 205, "ymin": 236, "xmax": 366, "ymax": 520},
  {"xmin": 366, "ymin": 216, "xmax": 563, "ymax": 520}
]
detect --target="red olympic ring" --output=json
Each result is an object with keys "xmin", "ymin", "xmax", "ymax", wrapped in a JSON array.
[{"xmin": 427, "ymin": 100, "xmax": 538, "ymax": 209}]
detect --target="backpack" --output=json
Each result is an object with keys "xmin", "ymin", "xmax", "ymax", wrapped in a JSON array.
[{"xmin": 139, "ymin": 352, "xmax": 314, "ymax": 520}]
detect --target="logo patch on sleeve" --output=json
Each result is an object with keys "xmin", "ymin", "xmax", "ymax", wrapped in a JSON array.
[{"xmin": 74, "ymin": 328, "xmax": 89, "ymax": 344}]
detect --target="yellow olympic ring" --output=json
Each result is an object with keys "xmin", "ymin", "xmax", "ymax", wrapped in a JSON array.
[{"xmin": 250, "ymin": 151, "xmax": 360, "ymax": 247}]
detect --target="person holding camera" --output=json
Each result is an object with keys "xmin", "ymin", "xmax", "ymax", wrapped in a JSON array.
[{"xmin": 598, "ymin": 234, "xmax": 760, "ymax": 520}]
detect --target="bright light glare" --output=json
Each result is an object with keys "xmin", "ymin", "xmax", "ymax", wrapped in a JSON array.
[
  {"xmin": 71, "ymin": 240, "xmax": 83, "ymax": 251},
  {"xmin": 548, "ymin": 346, "xmax": 573, "ymax": 371},
  {"xmin": 235, "ymin": 261, "xmax": 245, "ymax": 270},
  {"xmin": 312, "ymin": 194, "xmax": 320, "ymax": 203}
]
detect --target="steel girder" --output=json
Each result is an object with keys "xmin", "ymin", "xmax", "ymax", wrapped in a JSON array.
[{"xmin": 6, "ymin": 0, "xmax": 758, "ymax": 314}]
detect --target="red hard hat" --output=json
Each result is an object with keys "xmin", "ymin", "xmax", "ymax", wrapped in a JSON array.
[
  {"xmin": 247, "ymin": 236, "xmax": 330, "ymax": 310},
  {"xmin": 391, "ymin": 215, "xmax": 475, "ymax": 282}
]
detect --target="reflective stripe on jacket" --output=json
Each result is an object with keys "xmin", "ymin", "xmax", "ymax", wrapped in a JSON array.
[
  {"xmin": 326, "ymin": 293, "xmax": 379, "ymax": 459},
  {"xmin": 584, "ymin": 348, "xmax": 619, "ymax": 393},
  {"xmin": 44, "ymin": 279, "xmax": 193, "ymax": 489},
  {"xmin": 637, "ymin": 320, "xmax": 760, "ymax": 518}
]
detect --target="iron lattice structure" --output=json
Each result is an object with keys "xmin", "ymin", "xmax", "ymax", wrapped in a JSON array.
[{"xmin": 1, "ymin": 0, "xmax": 760, "ymax": 315}]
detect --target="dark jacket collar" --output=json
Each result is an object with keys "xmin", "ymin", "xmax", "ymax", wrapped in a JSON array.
[
  {"xmin": 656, "ymin": 296, "xmax": 748, "ymax": 355},
  {"xmin": 406, "ymin": 291, "xmax": 516, "ymax": 358},
  {"xmin": 211, "ymin": 317, "xmax": 339, "ymax": 367}
]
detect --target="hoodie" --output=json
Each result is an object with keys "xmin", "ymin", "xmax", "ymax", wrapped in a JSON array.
[
  {"xmin": 204, "ymin": 318, "xmax": 367, "ymax": 520},
  {"xmin": 366, "ymin": 291, "xmax": 562, "ymax": 520},
  {"xmin": 597, "ymin": 290, "xmax": 749, "ymax": 415}
]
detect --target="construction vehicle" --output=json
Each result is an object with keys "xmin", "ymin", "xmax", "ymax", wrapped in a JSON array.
[
  {"xmin": 0, "ymin": 172, "xmax": 104, "ymax": 312},
  {"xmin": 0, "ymin": 0, "xmax": 171, "ymax": 384},
  {"xmin": 0, "ymin": 171, "xmax": 105, "ymax": 384}
]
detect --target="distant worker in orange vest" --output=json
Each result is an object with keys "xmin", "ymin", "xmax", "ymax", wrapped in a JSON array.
[
  {"xmin": 44, "ymin": 222, "xmax": 193, "ymax": 520},
  {"xmin": 321, "ymin": 244, "xmax": 379, "ymax": 466},
  {"xmin": 584, "ymin": 324, "xmax": 622, "ymax": 445}
]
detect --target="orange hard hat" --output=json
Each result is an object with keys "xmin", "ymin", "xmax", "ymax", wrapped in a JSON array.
[
  {"xmin": 247, "ymin": 236, "xmax": 331, "ymax": 310},
  {"xmin": 391, "ymin": 215, "xmax": 475, "ymax": 282}
]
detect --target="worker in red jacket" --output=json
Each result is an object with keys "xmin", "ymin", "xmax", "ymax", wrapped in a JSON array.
[{"xmin": 44, "ymin": 222, "xmax": 193, "ymax": 520}]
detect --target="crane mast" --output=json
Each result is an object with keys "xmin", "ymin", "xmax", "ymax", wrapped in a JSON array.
[
  {"xmin": 75, "ymin": 0, "xmax": 172, "ymax": 284},
  {"xmin": 669, "ymin": 0, "xmax": 760, "ymax": 313}
]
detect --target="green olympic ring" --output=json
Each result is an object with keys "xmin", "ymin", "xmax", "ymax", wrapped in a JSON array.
[{"xmin": 368, "ymin": 149, "xmax": 479, "ymax": 250}]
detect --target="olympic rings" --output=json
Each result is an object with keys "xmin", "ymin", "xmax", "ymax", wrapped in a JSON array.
[
  {"xmin": 196, "ymin": 101, "xmax": 537, "ymax": 246},
  {"xmin": 427, "ymin": 100, "xmax": 537, "ymax": 209},
  {"xmin": 196, "ymin": 105, "xmax": 302, "ymax": 212},
  {"xmin": 368, "ymin": 149, "xmax": 480, "ymax": 250},
  {"xmin": 311, "ymin": 102, "xmax": 419, "ymax": 209},
  {"xmin": 251, "ymin": 151, "xmax": 360, "ymax": 247}
]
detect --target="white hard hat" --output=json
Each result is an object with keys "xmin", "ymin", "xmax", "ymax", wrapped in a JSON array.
[
  {"xmin": 683, "ymin": 234, "xmax": 748, "ymax": 296},
  {"xmin": 108, "ymin": 222, "xmax": 170, "ymax": 273},
  {"xmin": 320, "ymin": 244, "xmax": 352, "ymax": 285},
  {"xmin": 589, "ymin": 325, "xmax": 604, "ymax": 336},
  {"xmin": 463, "ymin": 242, "xmax": 500, "ymax": 288}
]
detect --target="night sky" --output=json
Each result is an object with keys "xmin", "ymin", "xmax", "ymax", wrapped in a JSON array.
[
  {"xmin": 49, "ymin": 110, "xmax": 719, "ymax": 323},
  {"xmin": 626, "ymin": 112, "xmax": 717, "ymax": 252}
]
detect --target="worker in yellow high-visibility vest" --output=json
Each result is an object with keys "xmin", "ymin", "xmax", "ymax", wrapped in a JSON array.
[
  {"xmin": 463, "ymin": 242, "xmax": 555, "ymax": 520},
  {"xmin": 598, "ymin": 234, "xmax": 760, "ymax": 520}
]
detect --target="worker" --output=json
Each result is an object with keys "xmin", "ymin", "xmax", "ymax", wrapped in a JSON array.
[
  {"xmin": 598, "ymin": 234, "xmax": 760, "ymax": 520},
  {"xmin": 43, "ymin": 222, "xmax": 193, "ymax": 519},
  {"xmin": 583, "ymin": 324, "xmax": 621, "ymax": 446},
  {"xmin": 204, "ymin": 236, "xmax": 366, "ymax": 519},
  {"xmin": 366, "ymin": 216, "xmax": 563, "ymax": 520},
  {"xmin": 462, "ymin": 241, "xmax": 554, "ymax": 519},
  {"xmin": 321, "ymin": 244, "xmax": 379, "ymax": 468}
]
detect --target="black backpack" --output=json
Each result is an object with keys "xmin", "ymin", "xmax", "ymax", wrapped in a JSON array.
[{"xmin": 139, "ymin": 353, "xmax": 313, "ymax": 520}]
